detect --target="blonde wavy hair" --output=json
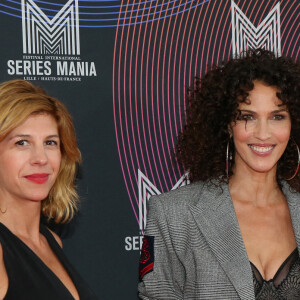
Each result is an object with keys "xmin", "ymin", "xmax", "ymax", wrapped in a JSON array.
[{"xmin": 0, "ymin": 79, "xmax": 81, "ymax": 223}]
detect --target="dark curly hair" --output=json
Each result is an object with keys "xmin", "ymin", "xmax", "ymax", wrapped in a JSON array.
[{"xmin": 176, "ymin": 48, "xmax": 300, "ymax": 191}]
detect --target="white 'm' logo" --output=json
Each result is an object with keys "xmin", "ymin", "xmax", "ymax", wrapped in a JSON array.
[
  {"xmin": 22, "ymin": 0, "xmax": 80, "ymax": 55},
  {"xmin": 138, "ymin": 169, "xmax": 189, "ymax": 232},
  {"xmin": 231, "ymin": 1, "xmax": 281, "ymax": 56}
]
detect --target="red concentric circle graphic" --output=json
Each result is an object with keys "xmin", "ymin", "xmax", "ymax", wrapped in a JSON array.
[{"xmin": 113, "ymin": 0, "xmax": 300, "ymax": 225}]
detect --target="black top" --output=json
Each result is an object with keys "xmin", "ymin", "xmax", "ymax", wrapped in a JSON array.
[
  {"xmin": 251, "ymin": 248, "xmax": 300, "ymax": 299},
  {"xmin": 0, "ymin": 222, "xmax": 98, "ymax": 300}
]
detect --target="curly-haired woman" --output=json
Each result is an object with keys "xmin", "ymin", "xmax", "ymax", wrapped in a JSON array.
[{"xmin": 138, "ymin": 49, "xmax": 300, "ymax": 299}]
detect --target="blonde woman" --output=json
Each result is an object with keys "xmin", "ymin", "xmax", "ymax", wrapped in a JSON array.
[{"xmin": 0, "ymin": 80, "xmax": 97, "ymax": 299}]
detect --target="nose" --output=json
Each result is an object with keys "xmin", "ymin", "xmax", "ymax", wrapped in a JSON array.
[
  {"xmin": 253, "ymin": 119, "xmax": 271, "ymax": 140},
  {"xmin": 30, "ymin": 145, "xmax": 48, "ymax": 165}
]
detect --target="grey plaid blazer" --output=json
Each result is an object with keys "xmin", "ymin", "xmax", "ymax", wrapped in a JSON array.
[{"xmin": 138, "ymin": 181, "xmax": 300, "ymax": 300}]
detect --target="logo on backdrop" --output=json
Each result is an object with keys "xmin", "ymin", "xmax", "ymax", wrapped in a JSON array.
[
  {"xmin": 7, "ymin": 0, "xmax": 96, "ymax": 82},
  {"xmin": 22, "ymin": 0, "xmax": 80, "ymax": 55},
  {"xmin": 124, "ymin": 170, "xmax": 189, "ymax": 251},
  {"xmin": 231, "ymin": 0, "xmax": 281, "ymax": 56},
  {"xmin": 138, "ymin": 170, "xmax": 189, "ymax": 233}
]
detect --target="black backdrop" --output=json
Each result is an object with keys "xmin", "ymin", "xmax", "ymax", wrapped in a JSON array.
[{"xmin": 0, "ymin": 0, "xmax": 299, "ymax": 299}]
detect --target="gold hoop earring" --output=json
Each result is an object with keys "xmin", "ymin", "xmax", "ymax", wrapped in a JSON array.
[{"xmin": 286, "ymin": 142, "xmax": 300, "ymax": 181}]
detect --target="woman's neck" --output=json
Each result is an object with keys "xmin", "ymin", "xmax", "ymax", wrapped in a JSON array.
[
  {"xmin": 229, "ymin": 165, "xmax": 284, "ymax": 207},
  {"xmin": 0, "ymin": 198, "xmax": 41, "ymax": 240}
]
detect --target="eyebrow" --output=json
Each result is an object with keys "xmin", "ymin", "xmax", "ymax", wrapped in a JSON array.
[
  {"xmin": 8, "ymin": 134, "xmax": 60, "ymax": 140},
  {"xmin": 239, "ymin": 109, "xmax": 288, "ymax": 113}
]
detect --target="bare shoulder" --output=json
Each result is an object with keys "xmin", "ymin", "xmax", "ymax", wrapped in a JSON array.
[
  {"xmin": 47, "ymin": 229, "xmax": 63, "ymax": 248},
  {"xmin": 0, "ymin": 243, "xmax": 5, "ymax": 270},
  {"xmin": 0, "ymin": 243, "xmax": 8, "ymax": 298}
]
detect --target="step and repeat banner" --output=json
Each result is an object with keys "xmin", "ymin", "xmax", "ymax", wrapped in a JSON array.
[{"xmin": 0, "ymin": 0, "xmax": 299, "ymax": 298}]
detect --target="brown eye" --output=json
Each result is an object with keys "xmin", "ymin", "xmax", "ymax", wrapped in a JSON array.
[
  {"xmin": 15, "ymin": 140, "xmax": 29, "ymax": 146},
  {"xmin": 239, "ymin": 114, "xmax": 254, "ymax": 121},
  {"xmin": 272, "ymin": 115, "xmax": 285, "ymax": 120},
  {"xmin": 44, "ymin": 140, "xmax": 58, "ymax": 146}
]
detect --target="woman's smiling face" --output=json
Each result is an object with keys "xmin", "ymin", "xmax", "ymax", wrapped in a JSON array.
[
  {"xmin": 0, "ymin": 113, "xmax": 61, "ymax": 204},
  {"xmin": 230, "ymin": 81, "xmax": 291, "ymax": 175}
]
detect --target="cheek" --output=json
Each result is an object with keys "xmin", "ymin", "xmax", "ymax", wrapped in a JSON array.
[
  {"xmin": 49, "ymin": 152, "xmax": 62, "ymax": 172},
  {"xmin": 1, "ymin": 154, "xmax": 26, "ymax": 175},
  {"xmin": 0, "ymin": 158, "xmax": 23, "ymax": 187},
  {"xmin": 232, "ymin": 125, "xmax": 251, "ymax": 143},
  {"xmin": 275, "ymin": 128, "xmax": 291, "ymax": 143}
]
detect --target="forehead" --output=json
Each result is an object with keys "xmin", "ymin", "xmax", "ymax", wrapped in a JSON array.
[
  {"xmin": 9, "ymin": 114, "xmax": 58, "ymax": 135},
  {"xmin": 238, "ymin": 81, "xmax": 284, "ymax": 110}
]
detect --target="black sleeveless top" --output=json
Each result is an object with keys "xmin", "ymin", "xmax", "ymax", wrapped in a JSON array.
[
  {"xmin": 0, "ymin": 222, "xmax": 98, "ymax": 300},
  {"xmin": 251, "ymin": 248, "xmax": 300, "ymax": 299}
]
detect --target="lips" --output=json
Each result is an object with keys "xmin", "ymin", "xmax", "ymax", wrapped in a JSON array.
[
  {"xmin": 25, "ymin": 173, "xmax": 49, "ymax": 184},
  {"xmin": 248, "ymin": 144, "xmax": 275, "ymax": 155}
]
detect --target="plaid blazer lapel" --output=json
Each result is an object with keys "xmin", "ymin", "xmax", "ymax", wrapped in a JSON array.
[
  {"xmin": 189, "ymin": 183, "xmax": 255, "ymax": 300},
  {"xmin": 284, "ymin": 182, "xmax": 300, "ymax": 252}
]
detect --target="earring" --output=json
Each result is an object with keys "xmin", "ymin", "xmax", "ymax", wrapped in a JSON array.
[
  {"xmin": 226, "ymin": 140, "xmax": 232, "ymax": 178},
  {"xmin": 286, "ymin": 142, "xmax": 300, "ymax": 181}
]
